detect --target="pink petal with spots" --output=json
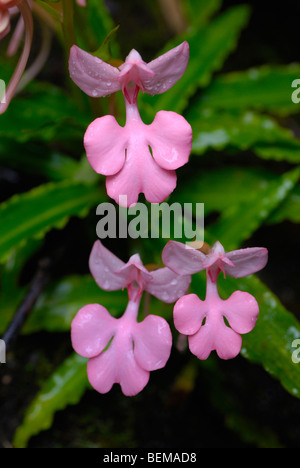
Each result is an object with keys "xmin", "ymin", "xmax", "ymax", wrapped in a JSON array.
[
  {"xmin": 89, "ymin": 240, "xmax": 127, "ymax": 291},
  {"xmin": 225, "ymin": 247, "xmax": 269, "ymax": 278},
  {"xmin": 146, "ymin": 267, "xmax": 191, "ymax": 303},
  {"xmin": 162, "ymin": 240, "xmax": 207, "ymax": 275},
  {"xmin": 146, "ymin": 41, "xmax": 189, "ymax": 95},
  {"xmin": 69, "ymin": 45, "xmax": 120, "ymax": 98}
]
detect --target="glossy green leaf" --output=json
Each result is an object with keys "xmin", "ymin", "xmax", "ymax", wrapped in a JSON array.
[
  {"xmin": 268, "ymin": 185, "xmax": 300, "ymax": 224},
  {"xmin": 13, "ymin": 353, "xmax": 89, "ymax": 448},
  {"xmin": 209, "ymin": 167, "xmax": 300, "ymax": 250},
  {"xmin": 142, "ymin": 5, "xmax": 251, "ymax": 117},
  {"xmin": 183, "ymin": 0, "xmax": 223, "ymax": 27},
  {"xmin": 0, "ymin": 139, "xmax": 81, "ymax": 181},
  {"xmin": 188, "ymin": 108, "xmax": 300, "ymax": 163},
  {"xmin": 75, "ymin": 0, "xmax": 119, "ymax": 56},
  {"xmin": 24, "ymin": 275, "xmax": 128, "ymax": 334},
  {"xmin": 172, "ymin": 165, "xmax": 300, "ymax": 225},
  {"xmin": 222, "ymin": 275, "xmax": 300, "ymax": 399},
  {"xmin": 0, "ymin": 180, "xmax": 103, "ymax": 263},
  {"xmin": 195, "ymin": 64, "xmax": 300, "ymax": 116},
  {"xmin": 0, "ymin": 82, "xmax": 90, "ymax": 143}
]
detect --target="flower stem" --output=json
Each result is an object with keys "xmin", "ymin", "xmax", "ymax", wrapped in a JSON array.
[
  {"xmin": 61, "ymin": 0, "xmax": 76, "ymax": 55},
  {"xmin": 0, "ymin": 0, "xmax": 33, "ymax": 114}
]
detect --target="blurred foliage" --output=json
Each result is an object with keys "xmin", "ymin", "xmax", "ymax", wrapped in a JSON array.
[{"xmin": 0, "ymin": 0, "xmax": 300, "ymax": 448}]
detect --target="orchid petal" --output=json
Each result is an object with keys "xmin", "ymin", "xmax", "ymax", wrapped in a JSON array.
[
  {"xmin": 71, "ymin": 304, "xmax": 117, "ymax": 358},
  {"xmin": 225, "ymin": 247, "xmax": 269, "ymax": 278},
  {"xmin": 133, "ymin": 315, "xmax": 172, "ymax": 371},
  {"xmin": 188, "ymin": 315, "xmax": 242, "ymax": 360},
  {"xmin": 106, "ymin": 142, "xmax": 177, "ymax": 207},
  {"xmin": 146, "ymin": 267, "xmax": 191, "ymax": 303},
  {"xmin": 148, "ymin": 111, "xmax": 192, "ymax": 170},
  {"xmin": 84, "ymin": 115, "xmax": 126, "ymax": 175},
  {"xmin": 69, "ymin": 45, "xmax": 120, "ymax": 98},
  {"xmin": 89, "ymin": 240, "xmax": 128, "ymax": 291},
  {"xmin": 87, "ymin": 325, "xmax": 150, "ymax": 396},
  {"xmin": 87, "ymin": 342, "xmax": 118, "ymax": 394},
  {"xmin": 118, "ymin": 49, "xmax": 156, "ymax": 91},
  {"xmin": 173, "ymin": 294, "xmax": 205, "ymax": 335},
  {"xmin": 214, "ymin": 321, "xmax": 242, "ymax": 360},
  {"xmin": 145, "ymin": 41, "xmax": 189, "ymax": 95},
  {"xmin": 222, "ymin": 291, "xmax": 259, "ymax": 334},
  {"xmin": 162, "ymin": 241, "xmax": 207, "ymax": 275},
  {"xmin": 118, "ymin": 347, "xmax": 150, "ymax": 397},
  {"xmin": 188, "ymin": 325, "xmax": 215, "ymax": 361}
]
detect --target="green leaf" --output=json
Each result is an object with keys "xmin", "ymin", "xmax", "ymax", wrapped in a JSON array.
[
  {"xmin": 221, "ymin": 275, "xmax": 300, "ymax": 399},
  {"xmin": 209, "ymin": 167, "xmax": 300, "ymax": 250},
  {"xmin": 268, "ymin": 185, "xmax": 300, "ymax": 224},
  {"xmin": 188, "ymin": 108, "xmax": 300, "ymax": 163},
  {"xmin": 142, "ymin": 5, "xmax": 251, "ymax": 117},
  {"xmin": 182, "ymin": 0, "xmax": 223, "ymax": 28},
  {"xmin": 195, "ymin": 64, "xmax": 300, "ymax": 116},
  {"xmin": 75, "ymin": 0, "xmax": 120, "ymax": 56},
  {"xmin": 0, "ymin": 139, "xmax": 81, "ymax": 181},
  {"xmin": 172, "ymin": 165, "xmax": 300, "ymax": 225},
  {"xmin": 0, "ymin": 180, "xmax": 103, "ymax": 263},
  {"xmin": 172, "ymin": 166, "xmax": 278, "ymax": 214},
  {"xmin": 24, "ymin": 275, "xmax": 128, "ymax": 334},
  {"xmin": 0, "ymin": 82, "xmax": 90, "ymax": 143},
  {"xmin": 13, "ymin": 353, "xmax": 89, "ymax": 448}
]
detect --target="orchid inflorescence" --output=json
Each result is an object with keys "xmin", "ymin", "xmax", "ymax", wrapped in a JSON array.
[
  {"xmin": 69, "ymin": 38, "xmax": 268, "ymax": 396},
  {"xmin": 1, "ymin": 4, "xmax": 269, "ymax": 396}
]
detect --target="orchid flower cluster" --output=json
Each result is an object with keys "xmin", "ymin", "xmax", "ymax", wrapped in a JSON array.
[{"xmin": 68, "ymin": 41, "xmax": 269, "ymax": 396}]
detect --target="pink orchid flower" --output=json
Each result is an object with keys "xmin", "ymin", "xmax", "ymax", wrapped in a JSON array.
[
  {"xmin": 71, "ymin": 292, "xmax": 172, "ymax": 396},
  {"xmin": 89, "ymin": 239, "xmax": 191, "ymax": 302},
  {"xmin": 0, "ymin": 0, "xmax": 33, "ymax": 114},
  {"xmin": 69, "ymin": 43, "xmax": 193, "ymax": 207},
  {"xmin": 162, "ymin": 240, "xmax": 268, "ymax": 360},
  {"xmin": 71, "ymin": 240, "xmax": 191, "ymax": 396},
  {"xmin": 69, "ymin": 41, "xmax": 189, "ymax": 101}
]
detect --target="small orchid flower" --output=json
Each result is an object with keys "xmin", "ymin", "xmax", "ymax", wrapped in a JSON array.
[
  {"xmin": 69, "ymin": 41, "xmax": 189, "ymax": 102},
  {"xmin": 89, "ymin": 240, "xmax": 191, "ymax": 303},
  {"xmin": 162, "ymin": 240, "xmax": 268, "ymax": 360},
  {"xmin": 71, "ymin": 293, "xmax": 172, "ymax": 396},
  {"xmin": 71, "ymin": 240, "xmax": 191, "ymax": 396},
  {"xmin": 0, "ymin": 0, "xmax": 33, "ymax": 114},
  {"xmin": 69, "ymin": 42, "xmax": 193, "ymax": 207}
]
